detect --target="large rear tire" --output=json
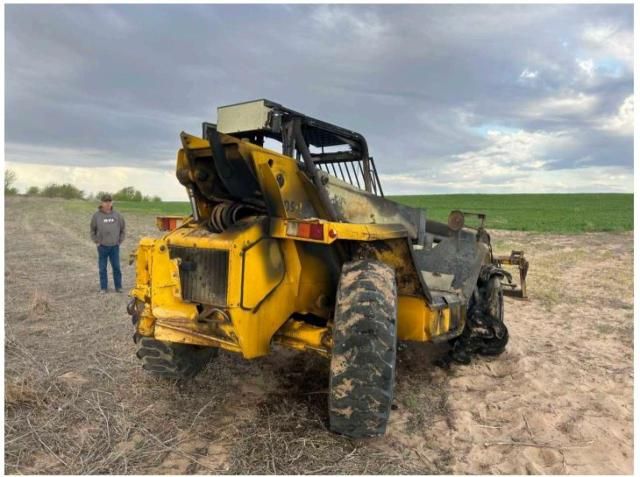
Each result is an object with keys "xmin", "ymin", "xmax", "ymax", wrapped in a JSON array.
[
  {"xmin": 136, "ymin": 336, "xmax": 218, "ymax": 379},
  {"xmin": 329, "ymin": 260, "xmax": 398, "ymax": 438}
]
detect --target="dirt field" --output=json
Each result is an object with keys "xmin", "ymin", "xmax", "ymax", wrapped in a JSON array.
[{"xmin": 5, "ymin": 196, "xmax": 633, "ymax": 474}]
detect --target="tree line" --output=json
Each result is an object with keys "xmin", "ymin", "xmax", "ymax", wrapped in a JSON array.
[{"xmin": 5, "ymin": 169, "xmax": 162, "ymax": 202}]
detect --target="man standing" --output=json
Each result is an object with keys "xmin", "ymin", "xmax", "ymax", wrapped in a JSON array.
[{"xmin": 90, "ymin": 193, "xmax": 126, "ymax": 293}]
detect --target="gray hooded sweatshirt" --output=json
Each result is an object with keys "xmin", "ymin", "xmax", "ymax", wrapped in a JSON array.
[{"xmin": 90, "ymin": 207, "xmax": 126, "ymax": 246}]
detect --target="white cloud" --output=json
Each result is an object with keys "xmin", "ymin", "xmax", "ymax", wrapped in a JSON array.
[
  {"xmin": 5, "ymin": 141, "xmax": 175, "ymax": 172},
  {"xmin": 381, "ymin": 165, "xmax": 632, "ymax": 195},
  {"xmin": 523, "ymin": 92, "xmax": 598, "ymax": 118},
  {"xmin": 444, "ymin": 129, "xmax": 566, "ymax": 180},
  {"xmin": 519, "ymin": 68, "xmax": 538, "ymax": 80},
  {"xmin": 5, "ymin": 161, "xmax": 187, "ymax": 201},
  {"xmin": 307, "ymin": 5, "xmax": 389, "ymax": 61},
  {"xmin": 576, "ymin": 58, "xmax": 595, "ymax": 77},
  {"xmin": 380, "ymin": 127, "xmax": 631, "ymax": 194},
  {"xmin": 582, "ymin": 23, "xmax": 633, "ymax": 69},
  {"xmin": 311, "ymin": 5, "xmax": 387, "ymax": 40},
  {"xmin": 598, "ymin": 95, "xmax": 634, "ymax": 135},
  {"xmin": 4, "ymin": 5, "xmax": 633, "ymax": 196}
]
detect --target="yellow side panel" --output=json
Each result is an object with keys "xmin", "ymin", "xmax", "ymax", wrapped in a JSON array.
[
  {"xmin": 149, "ymin": 241, "xmax": 198, "ymax": 320},
  {"xmin": 131, "ymin": 237, "xmax": 154, "ymax": 304},
  {"xmin": 294, "ymin": 242, "xmax": 337, "ymax": 316},
  {"xmin": 397, "ymin": 295, "xmax": 429, "ymax": 341},
  {"xmin": 241, "ymin": 238, "xmax": 284, "ymax": 309},
  {"xmin": 397, "ymin": 295, "xmax": 460, "ymax": 342},
  {"xmin": 230, "ymin": 239, "xmax": 301, "ymax": 358},
  {"xmin": 245, "ymin": 147, "xmax": 318, "ymax": 219}
]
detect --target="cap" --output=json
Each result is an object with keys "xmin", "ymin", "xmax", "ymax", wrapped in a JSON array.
[{"xmin": 100, "ymin": 193, "xmax": 113, "ymax": 202}]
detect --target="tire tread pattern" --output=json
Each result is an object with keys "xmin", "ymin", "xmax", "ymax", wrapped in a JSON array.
[
  {"xmin": 135, "ymin": 337, "xmax": 218, "ymax": 379},
  {"xmin": 329, "ymin": 260, "xmax": 398, "ymax": 438}
]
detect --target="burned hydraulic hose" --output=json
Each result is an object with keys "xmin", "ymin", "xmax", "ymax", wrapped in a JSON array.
[{"xmin": 209, "ymin": 201, "xmax": 265, "ymax": 233}]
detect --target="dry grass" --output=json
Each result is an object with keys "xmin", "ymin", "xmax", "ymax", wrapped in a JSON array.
[
  {"xmin": 226, "ymin": 353, "xmax": 426, "ymax": 475},
  {"xmin": 29, "ymin": 289, "xmax": 51, "ymax": 316},
  {"xmin": 4, "ymin": 197, "xmax": 634, "ymax": 474},
  {"xmin": 6, "ymin": 327, "xmax": 231, "ymax": 474}
]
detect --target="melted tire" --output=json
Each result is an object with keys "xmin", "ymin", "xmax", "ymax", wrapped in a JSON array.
[
  {"xmin": 478, "ymin": 276, "xmax": 508, "ymax": 356},
  {"xmin": 448, "ymin": 273, "xmax": 508, "ymax": 365},
  {"xmin": 485, "ymin": 276, "xmax": 504, "ymax": 322},
  {"xmin": 329, "ymin": 260, "xmax": 398, "ymax": 438},
  {"xmin": 136, "ymin": 337, "xmax": 218, "ymax": 379}
]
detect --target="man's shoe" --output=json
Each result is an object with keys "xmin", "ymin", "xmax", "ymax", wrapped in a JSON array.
[
  {"xmin": 99, "ymin": 289, "xmax": 108, "ymax": 294},
  {"xmin": 115, "ymin": 288, "xmax": 123, "ymax": 293}
]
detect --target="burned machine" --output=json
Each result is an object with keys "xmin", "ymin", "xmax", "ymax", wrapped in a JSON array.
[{"xmin": 128, "ymin": 99, "xmax": 520, "ymax": 438}]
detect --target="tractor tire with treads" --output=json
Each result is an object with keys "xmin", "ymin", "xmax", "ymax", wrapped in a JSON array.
[
  {"xmin": 329, "ymin": 259, "xmax": 398, "ymax": 438},
  {"xmin": 135, "ymin": 336, "xmax": 218, "ymax": 379}
]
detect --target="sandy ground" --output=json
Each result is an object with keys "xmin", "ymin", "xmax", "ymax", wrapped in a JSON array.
[{"xmin": 4, "ymin": 196, "xmax": 633, "ymax": 474}]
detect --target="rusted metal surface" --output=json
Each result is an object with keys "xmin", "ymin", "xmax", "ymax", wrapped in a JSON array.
[
  {"xmin": 354, "ymin": 238, "xmax": 426, "ymax": 298},
  {"xmin": 493, "ymin": 250, "xmax": 529, "ymax": 299},
  {"xmin": 154, "ymin": 320, "xmax": 241, "ymax": 352}
]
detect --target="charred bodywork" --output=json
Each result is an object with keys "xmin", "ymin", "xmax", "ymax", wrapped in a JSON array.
[{"xmin": 129, "ymin": 99, "xmax": 518, "ymax": 437}]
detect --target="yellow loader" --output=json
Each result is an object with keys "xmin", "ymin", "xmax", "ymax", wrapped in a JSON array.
[{"xmin": 128, "ymin": 99, "xmax": 513, "ymax": 438}]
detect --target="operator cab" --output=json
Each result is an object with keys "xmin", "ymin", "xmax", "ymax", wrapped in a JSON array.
[{"xmin": 203, "ymin": 99, "xmax": 384, "ymax": 196}]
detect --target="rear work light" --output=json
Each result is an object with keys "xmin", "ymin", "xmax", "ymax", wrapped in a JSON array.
[{"xmin": 286, "ymin": 221, "xmax": 325, "ymax": 240}]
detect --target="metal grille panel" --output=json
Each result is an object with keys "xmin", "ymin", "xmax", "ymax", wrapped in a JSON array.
[
  {"xmin": 169, "ymin": 246, "xmax": 229, "ymax": 306},
  {"xmin": 315, "ymin": 156, "xmax": 384, "ymax": 197}
]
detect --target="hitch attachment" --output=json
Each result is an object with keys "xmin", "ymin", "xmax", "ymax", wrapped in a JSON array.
[{"xmin": 493, "ymin": 250, "xmax": 529, "ymax": 299}]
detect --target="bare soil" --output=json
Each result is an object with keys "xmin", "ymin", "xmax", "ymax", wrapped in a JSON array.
[{"xmin": 5, "ymin": 196, "xmax": 633, "ymax": 474}]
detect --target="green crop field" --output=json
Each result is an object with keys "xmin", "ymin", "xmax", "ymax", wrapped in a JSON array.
[
  {"xmin": 111, "ymin": 201, "xmax": 192, "ymax": 216},
  {"xmin": 57, "ymin": 193, "xmax": 633, "ymax": 233},
  {"xmin": 390, "ymin": 193, "xmax": 633, "ymax": 233},
  {"xmin": 63, "ymin": 199, "xmax": 192, "ymax": 216}
]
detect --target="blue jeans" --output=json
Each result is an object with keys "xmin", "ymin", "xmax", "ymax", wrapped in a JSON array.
[{"xmin": 98, "ymin": 244, "xmax": 122, "ymax": 290}]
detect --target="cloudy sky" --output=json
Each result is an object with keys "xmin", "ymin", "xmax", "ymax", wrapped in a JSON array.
[{"xmin": 5, "ymin": 4, "xmax": 634, "ymax": 200}]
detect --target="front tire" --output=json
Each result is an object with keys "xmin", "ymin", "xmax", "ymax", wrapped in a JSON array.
[{"xmin": 329, "ymin": 260, "xmax": 398, "ymax": 438}]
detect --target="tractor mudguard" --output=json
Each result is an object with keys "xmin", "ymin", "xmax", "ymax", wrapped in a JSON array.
[{"xmin": 412, "ymin": 228, "xmax": 491, "ymax": 303}]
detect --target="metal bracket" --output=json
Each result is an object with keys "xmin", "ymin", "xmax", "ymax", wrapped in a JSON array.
[{"xmin": 493, "ymin": 250, "xmax": 529, "ymax": 299}]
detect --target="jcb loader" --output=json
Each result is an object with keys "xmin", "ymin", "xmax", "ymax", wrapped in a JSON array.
[{"xmin": 128, "ymin": 99, "xmax": 512, "ymax": 438}]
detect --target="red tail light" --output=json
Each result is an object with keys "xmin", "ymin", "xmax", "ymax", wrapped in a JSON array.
[{"xmin": 286, "ymin": 221, "xmax": 325, "ymax": 240}]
